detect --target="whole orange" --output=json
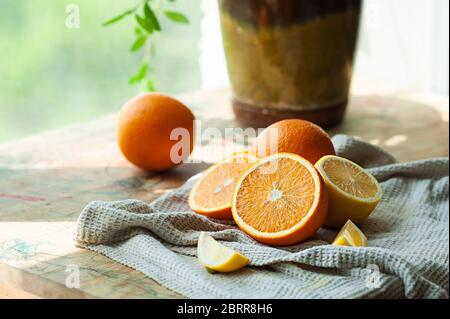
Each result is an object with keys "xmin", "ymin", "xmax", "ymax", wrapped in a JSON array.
[
  {"xmin": 251, "ymin": 119, "xmax": 335, "ymax": 164},
  {"xmin": 117, "ymin": 93, "xmax": 195, "ymax": 171}
]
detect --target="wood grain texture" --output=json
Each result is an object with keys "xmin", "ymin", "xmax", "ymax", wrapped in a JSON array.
[
  {"xmin": 0, "ymin": 87, "xmax": 448, "ymax": 299},
  {"xmin": 0, "ymin": 282, "xmax": 41, "ymax": 299}
]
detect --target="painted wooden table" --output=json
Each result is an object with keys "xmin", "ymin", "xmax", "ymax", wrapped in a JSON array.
[{"xmin": 0, "ymin": 87, "xmax": 448, "ymax": 298}]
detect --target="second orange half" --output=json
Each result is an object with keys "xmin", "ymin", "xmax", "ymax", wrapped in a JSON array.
[{"xmin": 189, "ymin": 152, "xmax": 258, "ymax": 219}]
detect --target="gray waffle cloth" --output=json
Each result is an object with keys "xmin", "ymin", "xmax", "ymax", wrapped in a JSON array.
[{"xmin": 74, "ymin": 135, "xmax": 449, "ymax": 299}]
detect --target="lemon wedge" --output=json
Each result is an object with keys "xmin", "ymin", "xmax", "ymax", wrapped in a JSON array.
[
  {"xmin": 332, "ymin": 236, "xmax": 350, "ymax": 246},
  {"xmin": 315, "ymin": 155, "xmax": 383, "ymax": 228},
  {"xmin": 197, "ymin": 232, "xmax": 250, "ymax": 272},
  {"xmin": 332, "ymin": 220, "xmax": 368, "ymax": 247}
]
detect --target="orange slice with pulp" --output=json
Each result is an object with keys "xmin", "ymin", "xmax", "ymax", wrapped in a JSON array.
[
  {"xmin": 232, "ymin": 153, "xmax": 328, "ymax": 245},
  {"xmin": 189, "ymin": 152, "xmax": 258, "ymax": 219}
]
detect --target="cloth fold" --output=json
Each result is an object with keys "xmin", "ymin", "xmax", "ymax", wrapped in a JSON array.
[{"xmin": 74, "ymin": 135, "xmax": 449, "ymax": 299}]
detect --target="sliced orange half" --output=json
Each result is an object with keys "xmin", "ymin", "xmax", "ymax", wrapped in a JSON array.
[
  {"xmin": 231, "ymin": 153, "xmax": 328, "ymax": 246},
  {"xmin": 189, "ymin": 152, "xmax": 258, "ymax": 219}
]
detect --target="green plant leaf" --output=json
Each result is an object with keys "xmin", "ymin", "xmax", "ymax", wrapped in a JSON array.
[
  {"xmin": 128, "ymin": 63, "xmax": 148, "ymax": 84},
  {"xmin": 164, "ymin": 11, "xmax": 189, "ymax": 24},
  {"xmin": 146, "ymin": 79, "xmax": 156, "ymax": 92},
  {"xmin": 135, "ymin": 14, "xmax": 154, "ymax": 34},
  {"xmin": 134, "ymin": 27, "xmax": 143, "ymax": 36},
  {"xmin": 144, "ymin": 3, "xmax": 161, "ymax": 31},
  {"xmin": 102, "ymin": 9, "xmax": 133, "ymax": 26},
  {"xmin": 130, "ymin": 35, "xmax": 147, "ymax": 52}
]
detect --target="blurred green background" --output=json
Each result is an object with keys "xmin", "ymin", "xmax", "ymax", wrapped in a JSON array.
[{"xmin": 0, "ymin": 0, "xmax": 202, "ymax": 142}]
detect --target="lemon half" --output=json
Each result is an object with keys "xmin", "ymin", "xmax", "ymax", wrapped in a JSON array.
[
  {"xmin": 197, "ymin": 232, "xmax": 250, "ymax": 272},
  {"xmin": 315, "ymin": 155, "xmax": 383, "ymax": 228}
]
